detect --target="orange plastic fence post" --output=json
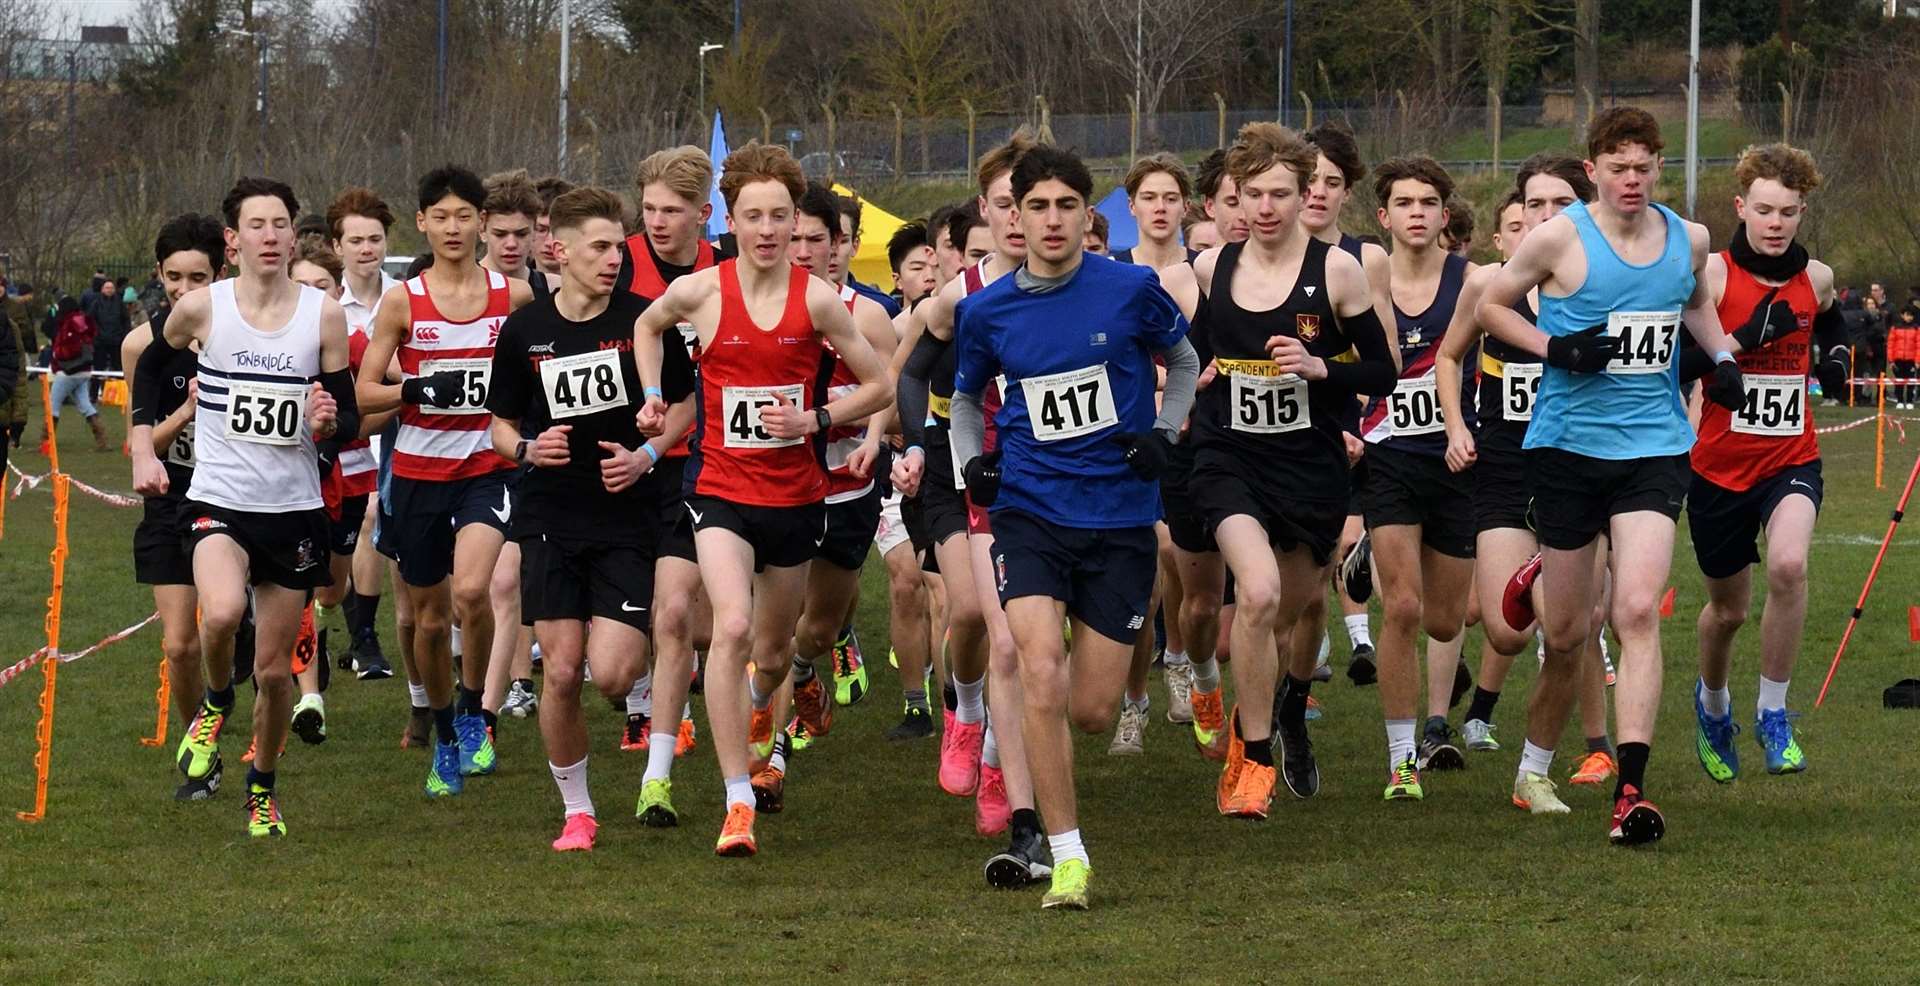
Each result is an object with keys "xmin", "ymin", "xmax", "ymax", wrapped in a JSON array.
[
  {"xmin": 1849, "ymin": 348, "xmax": 1857, "ymax": 407},
  {"xmin": 0, "ymin": 467, "xmax": 7, "ymax": 540},
  {"xmin": 139, "ymin": 650, "xmax": 170, "ymax": 748},
  {"xmin": 39, "ymin": 374, "xmax": 59, "ymax": 475},
  {"xmin": 18, "ymin": 474, "xmax": 69, "ymax": 822}
]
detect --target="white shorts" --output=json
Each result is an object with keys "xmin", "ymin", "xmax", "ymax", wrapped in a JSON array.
[{"xmin": 875, "ymin": 490, "xmax": 911, "ymax": 556}]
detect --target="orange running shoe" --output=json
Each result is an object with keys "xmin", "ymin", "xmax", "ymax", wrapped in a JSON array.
[
  {"xmin": 1216, "ymin": 705, "xmax": 1246, "ymax": 814},
  {"xmin": 1222, "ymin": 761, "xmax": 1277, "ymax": 819},
  {"xmin": 1191, "ymin": 687, "xmax": 1228, "ymax": 761},
  {"xmin": 675, "ymin": 717, "xmax": 697, "ymax": 757},
  {"xmin": 715, "ymin": 803, "xmax": 758, "ymax": 857},
  {"xmin": 752, "ymin": 765, "xmax": 785, "ymax": 814},
  {"xmin": 1570, "ymin": 750, "xmax": 1617, "ymax": 786},
  {"xmin": 620, "ymin": 713, "xmax": 650, "ymax": 752},
  {"xmin": 749, "ymin": 707, "xmax": 775, "ymax": 772},
  {"xmin": 792, "ymin": 675, "xmax": 833, "ymax": 737},
  {"xmin": 289, "ymin": 603, "xmax": 317, "ymax": 676}
]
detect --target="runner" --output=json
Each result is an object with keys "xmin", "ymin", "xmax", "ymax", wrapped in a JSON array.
[
  {"xmin": 632, "ymin": 141, "xmax": 891, "ymax": 857},
  {"xmin": 950, "ymin": 142, "xmax": 1197, "ymax": 909},
  {"xmin": 287, "ymin": 238, "xmax": 352, "ymax": 745},
  {"xmin": 1477, "ymin": 107, "xmax": 1746, "ymax": 844},
  {"xmin": 532, "ymin": 175, "xmax": 576, "ymax": 280},
  {"xmin": 1685, "ymin": 143, "xmax": 1849, "ymax": 782},
  {"xmin": 1183, "ymin": 210, "xmax": 1223, "ymax": 253},
  {"xmin": 877, "ymin": 219, "xmax": 939, "ymax": 740},
  {"xmin": 125, "ymin": 212, "xmax": 224, "ymax": 798},
  {"xmin": 130, "ymin": 176, "xmax": 360, "ymax": 835},
  {"xmin": 357, "ymin": 166, "xmax": 534, "ymax": 797}
]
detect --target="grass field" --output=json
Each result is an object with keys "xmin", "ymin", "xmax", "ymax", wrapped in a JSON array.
[{"xmin": 3, "ymin": 393, "xmax": 1920, "ymax": 985}]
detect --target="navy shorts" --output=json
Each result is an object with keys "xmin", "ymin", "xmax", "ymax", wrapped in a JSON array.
[
  {"xmin": 988, "ymin": 509, "xmax": 1156, "ymax": 645},
  {"xmin": 1688, "ymin": 460, "xmax": 1823, "ymax": 580},
  {"xmin": 382, "ymin": 470, "xmax": 514, "ymax": 587}
]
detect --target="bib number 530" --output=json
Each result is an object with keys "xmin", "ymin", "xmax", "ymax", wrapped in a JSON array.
[{"xmin": 226, "ymin": 381, "xmax": 308, "ymax": 446}]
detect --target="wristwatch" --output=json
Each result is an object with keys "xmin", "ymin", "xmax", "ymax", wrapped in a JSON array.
[
  {"xmin": 514, "ymin": 438, "xmax": 531, "ymax": 463},
  {"xmin": 813, "ymin": 406, "xmax": 833, "ymax": 434}
]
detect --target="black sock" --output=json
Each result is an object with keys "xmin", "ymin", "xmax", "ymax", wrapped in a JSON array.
[
  {"xmin": 433, "ymin": 704, "xmax": 457, "ymax": 744},
  {"xmin": 246, "ymin": 767, "xmax": 275, "ymax": 791},
  {"xmin": 458, "ymin": 685, "xmax": 483, "ymax": 716},
  {"xmin": 206, "ymin": 684, "xmax": 236, "ymax": 711},
  {"xmin": 337, "ymin": 592, "xmax": 357, "ymax": 629},
  {"xmin": 351, "ymin": 593, "xmax": 380, "ymax": 637},
  {"xmin": 1011, "ymin": 807, "xmax": 1040, "ymax": 837},
  {"xmin": 1615, "ymin": 742, "xmax": 1650, "ymax": 799},
  {"xmin": 1587, "ymin": 734, "xmax": 1614, "ymax": 755},
  {"xmin": 1245, "ymin": 736, "xmax": 1274, "ymax": 767},
  {"xmin": 1465, "ymin": 686, "xmax": 1500, "ymax": 724},
  {"xmin": 1278, "ymin": 674, "xmax": 1311, "ymax": 725},
  {"xmin": 1424, "ymin": 714, "xmax": 1449, "ymax": 735},
  {"xmin": 515, "ymin": 677, "xmax": 535, "ymax": 691},
  {"xmin": 482, "ymin": 709, "xmax": 498, "ymax": 731}
]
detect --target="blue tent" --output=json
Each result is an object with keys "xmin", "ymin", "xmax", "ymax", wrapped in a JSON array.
[
  {"xmin": 706, "ymin": 111, "xmax": 729, "ymax": 240},
  {"xmin": 1093, "ymin": 187, "xmax": 1138, "ymax": 252}
]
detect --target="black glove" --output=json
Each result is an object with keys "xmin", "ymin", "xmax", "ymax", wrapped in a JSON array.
[
  {"xmin": 962, "ymin": 450, "xmax": 1002, "ymax": 508},
  {"xmin": 1545, "ymin": 325, "xmax": 1620, "ymax": 374},
  {"xmin": 1815, "ymin": 345, "xmax": 1850, "ymax": 399},
  {"xmin": 1704, "ymin": 357, "xmax": 1745, "ymax": 412},
  {"xmin": 1732, "ymin": 290, "xmax": 1800, "ymax": 352},
  {"xmin": 402, "ymin": 369, "xmax": 467, "ymax": 408},
  {"xmin": 314, "ymin": 436, "xmax": 342, "ymax": 477},
  {"xmin": 1111, "ymin": 430, "xmax": 1174, "ymax": 480}
]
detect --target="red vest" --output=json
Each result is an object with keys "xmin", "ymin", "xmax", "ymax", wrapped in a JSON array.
[{"xmin": 1691, "ymin": 253, "xmax": 1820, "ymax": 492}]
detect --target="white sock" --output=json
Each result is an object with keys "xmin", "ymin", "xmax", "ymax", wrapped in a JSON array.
[
  {"xmin": 954, "ymin": 673, "xmax": 986, "ymax": 724},
  {"xmin": 1385, "ymin": 719, "xmax": 1417, "ymax": 769},
  {"xmin": 1316, "ymin": 631, "xmax": 1331, "ymax": 667},
  {"xmin": 643, "ymin": 733, "xmax": 675, "ymax": 783},
  {"xmin": 792, "ymin": 653, "xmax": 816, "ymax": 685},
  {"xmin": 747, "ymin": 674, "xmax": 772, "ymax": 710},
  {"xmin": 1698, "ymin": 678, "xmax": 1732, "ymax": 718},
  {"xmin": 1048, "ymin": 828, "xmax": 1090, "ymax": 867},
  {"xmin": 549, "ymin": 757, "xmax": 594, "ymax": 818},
  {"xmin": 723, "ymin": 774, "xmax": 754, "ymax": 809},
  {"xmin": 408, "ymin": 682, "xmax": 428, "ymax": 709},
  {"xmin": 1125, "ymin": 692, "xmax": 1149, "ymax": 713},
  {"xmin": 627, "ymin": 674, "xmax": 652, "ymax": 716},
  {"xmin": 769, "ymin": 734, "xmax": 788, "ymax": 774},
  {"xmin": 1518, "ymin": 740, "xmax": 1554, "ymax": 779},
  {"xmin": 1344, "ymin": 614, "xmax": 1372, "ymax": 650},
  {"xmin": 982, "ymin": 719, "xmax": 1001, "ymax": 768},
  {"xmin": 1757, "ymin": 675, "xmax": 1790, "ymax": 715},
  {"xmin": 1163, "ymin": 649, "xmax": 1190, "ymax": 669},
  {"xmin": 1192, "ymin": 656, "xmax": 1222, "ymax": 692}
]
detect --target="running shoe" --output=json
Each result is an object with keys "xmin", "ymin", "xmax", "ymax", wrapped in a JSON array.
[
  {"xmin": 1190, "ymin": 686, "xmax": 1228, "ymax": 761},
  {"xmin": 939, "ymin": 718, "xmax": 986, "ymax": 796},
  {"xmin": 1512, "ymin": 771, "xmax": 1571, "ymax": 815},
  {"xmin": 240, "ymin": 737, "xmax": 281, "ymax": 763},
  {"xmin": 1418, "ymin": 720, "xmax": 1466, "ymax": 771},
  {"xmin": 401, "ymin": 707, "xmax": 432, "ymax": 750},
  {"xmin": 174, "ymin": 754, "xmax": 222, "ymax": 801},
  {"xmin": 426, "ymin": 741, "xmax": 463, "ymax": 797},
  {"xmin": 1164, "ymin": 661, "xmax": 1195, "ymax": 724},
  {"xmin": 1694, "ymin": 688, "xmax": 1740, "ymax": 783},
  {"xmin": 1570, "ymin": 750, "xmax": 1616, "ymax": 786},
  {"xmin": 675, "ymin": 717, "xmax": 697, "ymax": 756},
  {"xmin": 785, "ymin": 716, "xmax": 814, "ymax": 752},
  {"xmin": 244, "ymin": 783, "xmax": 284, "ymax": 837},
  {"xmin": 888, "ymin": 646, "xmax": 899, "ymax": 670},
  {"xmin": 885, "ymin": 705, "xmax": 934, "ymax": 741},
  {"xmin": 351, "ymin": 629, "xmax": 394, "ymax": 680},
  {"xmin": 1755, "ymin": 708, "xmax": 1807, "ymax": 774},
  {"xmin": 792, "ymin": 675, "xmax": 833, "ymax": 737},
  {"xmin": 552, "ymin": 812, "xmax": 597, "ymax": 852},
  {"xmin": 1108, "ymin": 702, "xmax": 1147, "ymax": 756},
  {"xmin": 1274, "ymin": 705, "xmax": 1319, "ymax": 799},
  {"xmin": 1347, "ymin": 643, "xmax": 1378, "ymax": 686},
  {"xmin": 976, "ymin": 763, "xmax": 1011, "ymax": 837},
  {"xmin": 1041, "ymin": 859, "xmax": 1091, "ymax": 910},
  {"xmin": 501, "ymin": 679, "xmax": 538, "ymax": 719},
  {"xmin": 1384, "ymin": 757, "xmax": 1424, "ymax": 801},
  {"xmin": 621, "ymin": 713, "xmax": 651, "ymax": 752},
  {"xmin": 832, "ymin": 628, "xmax": 869, "ymax": 707},
  {"xmin": 290, "ymin": 694, "xmax": 327, "ymax": 745},
  {"xmin": 1609, "ymin": 784, "xmax": 1665, "ymax": 846},
  {"xmin": 1502, "ymin": 553, "xmax": 1543, "ymax": 631},
  {"xmin": 984, "ymin": 824, "xmax": 1053, "ymax": 889},
  {"xmin": 175, "ymin": 700, "xmax": 228, "ymax": 781},
  {"xmin": 749, "ymin": 706, "xmax": 775, "ymax": 771},
  {"xmin": 714, "ymin": 803, "xmax": 757, "ymax": 857},
  {"xmin": 1340, "ymin": 533, "xmax": 1374, "ymax": 603},
  {"xmin": 635, "ymin": 778, "xmax": 677, "ymax": 827},
  {"xmin": 751, "ymin": 763, "xmax": 785, "ymax": 814},
  {"xmin": 1462, "ymin": 718, "xmax": 1500, "ymax": 752},
  {"xmin": 1217, "ymin": 706, "xmax": 1246, "ymax": 814},
  {"xmin": 455, "ymin": 713, "xmax": 496, "ymax": 776},
  {"xmin": 1221, "ymin": 761, "xmax": 1277, "ymax": 819}
]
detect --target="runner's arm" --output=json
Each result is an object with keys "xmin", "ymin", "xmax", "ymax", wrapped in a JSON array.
[
  {"xmin": 130, "ymin": 287, "xmax": 209, "ymax": 492},
  {"xmin": 894, "ymin": 306, "xmax": 941, "ymax": 452},
  {"xmin": 1361, "ymin": 242, "xmax": 1404, "ymax": 372},
  {"xmin": 1477, "ymin": 220, "xmax": 1562, "ymax": 359},
  {"xmin": 355, "ymin": 285, "xmax": 411, "ymax": 414},
  {"xmin": 1680, "ymin": 224, "xmax": 1737, "ymax": 359},
  {"xmin": 315, "ymin": 300, "xmax": 360, "ymax": 444},
  {"xmin": 1320, "ymin": 248, "xmax": 1397, "ymax": 396},
  {"xmin": 1436, "ymin": 265, "xmax": 1491, "ymax": 454},
  {"xmin": 808, "ymin": 281, "xmax": 894, "ymax": 429},
  {"xmin": 1152, "ymin": 337, "xmax": 1199, "ymax": 440}
]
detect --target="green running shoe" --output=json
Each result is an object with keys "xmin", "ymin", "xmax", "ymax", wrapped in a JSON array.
[
  {"xmin": 245, "ymin": 783, "xmax": 285, "ymax": 837},
  {"xmin": 455, "ymin": 714, "xmax": 496, "ymax": 776},
  {"xmin": 1755, "ymin": 708, "xmax": 1806, "ymax": 774},
  {"xmin": 832, "ymin": 628, "xmax": 869, "ymax": 706},
  {"xmin": 1694, "ymin": 688, "xmax": 1740, "ymax": 783},
  {"xmin": 176, "ymin": 700, "xmax": 229, "ymax": 781},
  {"xmin": 785, "ymin": 717, "xmax": 814, "ymax": 752},
  {"xmin": 1383, "ymin": 756, "xmax": 1424, "ymax": 801},
  {"xmin": 1041, "ymin": 859, "xmax": 1091, "ymax": 910},
  {"xmin": 426, "ymin": 741, "xmax": 464, "ymax": 797},
  {"xmin": 635, "ymin": 778, "xmax": 678, "ymax": 827}
]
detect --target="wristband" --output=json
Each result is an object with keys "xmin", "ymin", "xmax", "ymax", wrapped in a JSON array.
[
  {"xmin": 1714, "ymin": 351, "xmax": 1735, "ymax": 364},
  {"xmin": 905, "ymin": 445, "xmax": 924, "ymax": 458},
  {"xmin": 643, "ymin": 386, "xmax": 662, "ymax": 399},
  {"xmin": 639, "ymin": 443, "xmax": 659, "ymax": 464}
]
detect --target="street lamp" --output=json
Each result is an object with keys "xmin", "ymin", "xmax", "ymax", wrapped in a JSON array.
[
  {"xmin": 698, "ymin": 42, "xmax": 725, "ymax": 144},
  {"xmin": 225, "ymin": 29, "xmax": 269, "ymax": 173}
]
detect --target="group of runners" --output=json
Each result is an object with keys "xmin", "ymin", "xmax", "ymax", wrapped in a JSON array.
[{"xmin": 123, "ymin": 103, "xmax": 1852, "ymax": 911}]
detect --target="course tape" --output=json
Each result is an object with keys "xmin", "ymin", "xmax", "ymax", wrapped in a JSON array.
[
  {"xmin": 5, "ymin": 463, "xmax": 141, "ymax": 508},
  {"xmin": 0, "ymin": 613, "xmax": 159, "ymax": 692}
]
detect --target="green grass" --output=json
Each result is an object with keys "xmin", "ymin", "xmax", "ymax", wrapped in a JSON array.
[{"xmin": 4, "ymin": 393, "xmax": 1920, "ymax": 984}]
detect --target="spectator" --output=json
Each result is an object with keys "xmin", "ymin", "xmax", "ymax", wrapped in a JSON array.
[
  {"xmin": 1891, "ymin": 305, "xmax": 1920, "ymax": 409},
  {"xmin": 45, "ymin": 295, "xmax": 108, "ymax": 451},
  {"xmin": 1, "ymin": 282, "xmax": 32, "ymax": 448},
  {"xmin": 86, "ymin": 277, "xmax": 130, "ymax": 395},
  {"xmin": 0, "ymin": 290, "xmax": 15, "ymax": 474}
]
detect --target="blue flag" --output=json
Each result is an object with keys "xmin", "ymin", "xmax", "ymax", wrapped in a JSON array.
[{"xmin": 707, "ymin": 110, "xmax": 730, "ymax": 240}]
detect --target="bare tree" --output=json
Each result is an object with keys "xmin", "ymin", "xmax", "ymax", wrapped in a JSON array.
[
  {"xmin": 854, "ymin": 0, "xmax": 983, "ymax": 171},
  {"xmin": 1071, "ymin": 0, "xmax": 1255, "ymax": 122}
]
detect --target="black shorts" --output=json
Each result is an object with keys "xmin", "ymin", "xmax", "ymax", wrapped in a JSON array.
[
  {"xmin": 182, "ymin": 501, "xmax": 333, "ymax": 591},
  {"xmin": 900, "ymin": 487, "xmax": 935, "ymax": 561},
  {"xmin": 988, "ymin": 509, "xmax": 1156, "ymax": 645},
  {"xmin": 1190, "ymin": 450, "xmax": 1346, "ymax": 566},
  {"xmin": 818, "ymin": 483, "xmax": 883, "ymax": 572},
  {"xmin": 1358, "ymin": 443, "xmax": 1475, "ymax": 559},
  {"xmin": 1688, "ymin": 461, "xmax": 1823, "ymax": 580},
  {"xmin": 135, "ymin": 496, "xmax": 195, "ymax": 586},
  {"xmin": 383, "ymin": 470, "xmax": 514, "ymax": 586},
  {"xmin": 654, "ymin": 456, "xmax": 697, "ymax": 564},
  {"xmin": 918, "ymin": 450, "xmax": 971, "ymax": 549},
  {"xmin": 1347, "ymin": 455, "xmax": 1369, "ymax": 518},
  {"xmin": 684, "ymin": 494, "xmax": 825, "ymax": 572},
  {"xmin": 1160, "ymin": 440, "xmax": 1215, "ymax": 554},
  {"xmin": 1527, "ymin": 447, "xmax": 1690, "ymax": 551},
  {"xmin": 329, "ymin": 494, "xmax": 369, "ymax": 556},
  {"xmin": 519, "ymin": 534, "xmax": 655, "ymax": 631},
  {"xmin": 1473, "ymin": 431, "xmax": 1532, "ymax": 534}
]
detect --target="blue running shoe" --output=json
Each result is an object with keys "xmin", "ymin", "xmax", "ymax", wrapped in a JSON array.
[
  {"xmin": 455, "ymin": 714, "xmax": 496, "ymax": 776},
  {"xmin": 1694, "ymin": 687, "xmax": 1740, "ymax": 783},
  {"xmin": 1755, "ymin": 708, "xmax": 1806, "ymax": 774},
  {"xmin": 427, "ymin": 741, "xmax": 464, "ymax": 797}
]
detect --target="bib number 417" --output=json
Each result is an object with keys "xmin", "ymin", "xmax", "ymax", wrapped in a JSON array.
[{"xmin": 1020, "ymin": 364, "xmax": 1117, "ymax": 442}]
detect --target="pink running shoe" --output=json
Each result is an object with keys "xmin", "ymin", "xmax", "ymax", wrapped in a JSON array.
[
  {"xmin": 975, "ymin": 763, "xmax": 1011, "ymax": 836},
  {"xmin": 552, "ymin": 812, "xmax": 598, "ymax": 852},
  {"xmin": 940, "ymin": 719, "xmax": 986, "ymax": 796}
]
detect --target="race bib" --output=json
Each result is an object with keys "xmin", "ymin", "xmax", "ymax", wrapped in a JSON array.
[
  {"xmin": 166, "ymin": 419, "xmax": 196, "ymax": 467},
  {"xmin": 1021, "ymin": 364, "xmax": 1116, "ymax": 442},
  {"xmin": 419, "ymin": 357, "xmax": 492, "ymax": 415},
  {"xmin": 539, "ymin": 349, "xmax": 628, "ymax": 421},
  {"xmin": 1503, "ymin": 363, "xmax": 1543, "ymax": 422},
  {"xmin": 1731, "ymin": 372, "xmax": 1806, "ymax": 437},
  {"xmin": 1224, "ymin": 362, "xmax": 1308, "ymax": 434},
  {"xmin": 1388, "ymin": 375, "xmax": 1444, "ymax": 436},
  {"xmin": 225, "ymin": 380, "xmax": 307, "ymax": 447},
  {"xmin": 1605, "ymin": 311, "xmax": 1680, "ymax": 375},
  {"xmin": 722, "ymin": 384, "xmax": 805, "ymax": 448}
]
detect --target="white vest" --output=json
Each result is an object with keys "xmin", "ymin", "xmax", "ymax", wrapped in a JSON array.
[{"xmin": 186, "ymin": 280, "xmax": 325, "ymax": 512}]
